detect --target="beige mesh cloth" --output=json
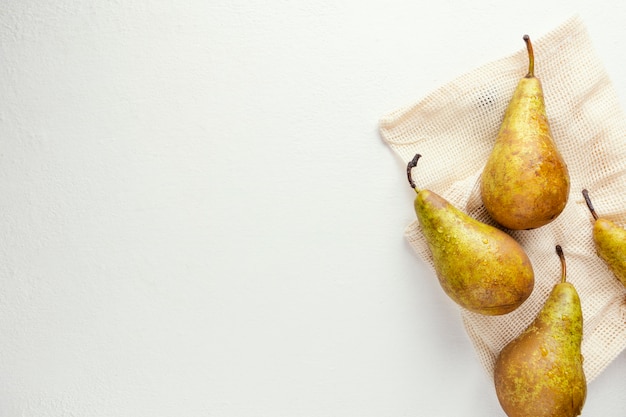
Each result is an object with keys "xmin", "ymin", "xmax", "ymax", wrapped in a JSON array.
[{"xmin": 380, "ymin": 15, "xmax": 626, "ymax": 383}]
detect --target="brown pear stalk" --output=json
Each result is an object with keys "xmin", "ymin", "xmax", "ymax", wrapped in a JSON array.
[
  {"xmin": 481, "ymin": 35, "xmax": 570, "ymax": 230},
  {"xmin": 494, "ymin": 245, "xmax": 586, "ymax": 417},
  {"xmin": 582, "ymin": 189, "xmax": 626, "ymax": 287},
  {"xmin": 407, "ymin": 154, "xmax": 534, "ymax": 315}
]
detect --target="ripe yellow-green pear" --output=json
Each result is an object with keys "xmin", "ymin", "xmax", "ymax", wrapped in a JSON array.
[
  {"xmin": 481, "ymin": 35, "xmax": 570, "ymax": 230},
  {"xmin": 494, "ymin": 245, "xmax": 586, "ymax": 417},
  {"xmin": 407, "ymin": 154, "xmax": 534, "ymax": 315},
  {"xmin": 582, "ymin": 189, "xmax": 626, "ymax": 287}
]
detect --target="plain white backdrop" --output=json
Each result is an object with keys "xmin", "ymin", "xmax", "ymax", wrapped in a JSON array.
[{"xmin": 0, "ymin": 1, "xmax": 624, "ymax": 416}]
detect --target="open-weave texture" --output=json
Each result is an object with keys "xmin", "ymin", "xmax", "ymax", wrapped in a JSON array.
[{"xmin": 380, "ymin": 16, "xmax": 626, "ymax": 383}]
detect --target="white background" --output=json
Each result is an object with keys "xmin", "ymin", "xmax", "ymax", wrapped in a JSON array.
[{"xmin": 1, "ymin": 1, "xmax": 625, "ymax": 416}]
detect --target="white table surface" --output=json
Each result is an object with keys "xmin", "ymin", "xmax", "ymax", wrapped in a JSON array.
[{"xmin": 0, "ymin": 1, "xmax": 624, "ymax": 415}]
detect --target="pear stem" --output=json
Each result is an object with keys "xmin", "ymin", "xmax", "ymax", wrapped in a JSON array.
[
  {"xmin": 555, "ymin": 245, "xmax": 567, "ymax": 284},
  {"xmin": 523, "ymin": 34, "xmax": 534, "ymax": 78},
  {"xmin": 406, "ymin": 153, "xmax": 421, "ymax": 192},
  {"xmin": 582, "ymin": 189, "xmax": 599, "ymax": 221}
]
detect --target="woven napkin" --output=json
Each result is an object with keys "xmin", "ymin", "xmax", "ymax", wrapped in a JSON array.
[{"xmin": 380, "ymin": 16, "xmax": 626, "ymax": 383}]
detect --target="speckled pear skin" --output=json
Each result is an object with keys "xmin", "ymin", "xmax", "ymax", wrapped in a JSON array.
[
  {"xmin": 494, "ymin": 247, "xmax": 586, "ymax": 417},
  {"xmin": 481, "ymin": 35, "xmax": 570, "ymax": 230},
  {"xmin": 414, "ymin": 189, "xmax": 535, "ymax": 315},
  {"xmin": 583, "ymin": 189, "xmax": 626, "ymax": 287},
  {"xmin": 593, "ymin": 219, "xmax": 626, "ymax": 287}
]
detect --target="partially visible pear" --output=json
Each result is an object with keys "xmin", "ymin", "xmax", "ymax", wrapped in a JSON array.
[
  {"xmin": 494, "ymin": 245, "xmax": 586, "ymax": 417},
  {"xmin": 582, "ymin": 189, "xmax": 626, "ymax": 287},
  {"xmin": 407, "ymin": 154, "xmax": 534, "ymax": 315},
  {"xmin": 481, "ymin": 35, "xmax": 570, "ymax": 230}
]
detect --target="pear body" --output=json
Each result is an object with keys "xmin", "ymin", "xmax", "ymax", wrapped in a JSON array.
[
  {"xmin": 481, "ymin": 76, "xmax": 570, "ymax": 230},
  {"xmin": 414, "ymin": 189, "xmax": 534, "ymax": 315},
  {"xmin": 494, "ymin": 282, "xmax": 586, "ymax": 417},
  {"xmin": 593, "ymin": 218, "xmax": 626, "ymax": 287}
]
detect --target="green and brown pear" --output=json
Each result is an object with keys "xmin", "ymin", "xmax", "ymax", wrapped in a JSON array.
[
  {"xmin": 582, "ymin": 189, "xmax": 626, "ymax": 287},
  {"xmin": 407, "ymin": 154, "xmax": 534, "ymax": 315},
  {"xmin": 494, "ymin": 245, "xmax": 586, "ymax": 417},
  {"xmin": 481, "ymin": 35, "xmax": 570, "ymax": 230}
]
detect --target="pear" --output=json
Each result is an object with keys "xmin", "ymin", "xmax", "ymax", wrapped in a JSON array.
[
  {"xmin": 494, "ymin": 245, "xmax": 586, "ymax": 417},
  {"xmin": 582, "ymin": 189, "xmax": 626, "ymax": 287},
  {"xmin": 481, "ymin": 35, "xmax": 570, "ymax": 230},
  {"xmin": 407, "ymin": 154, "xmax": 534, "ymax": 315}
]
